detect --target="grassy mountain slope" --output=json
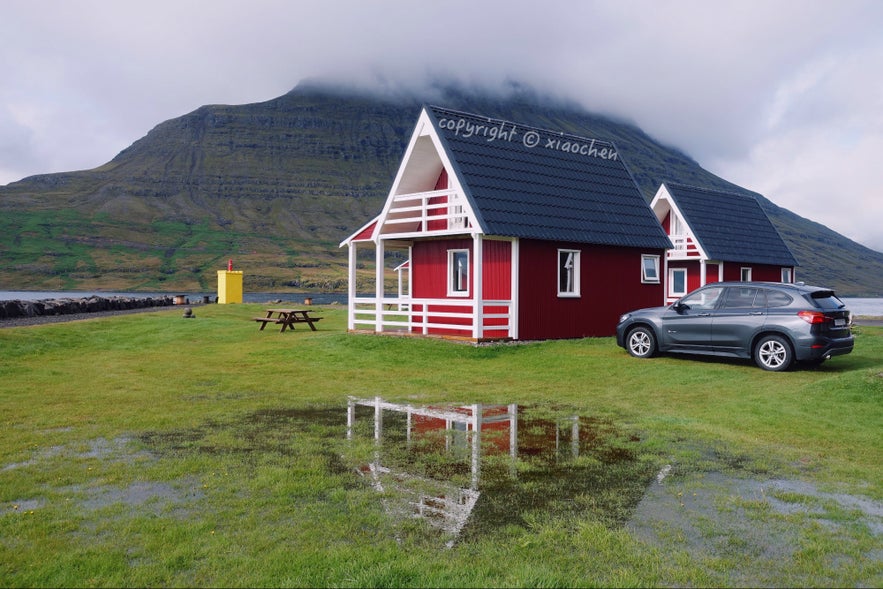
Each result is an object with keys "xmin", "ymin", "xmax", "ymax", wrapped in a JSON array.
[{"xmin": 1, "ymin": 80, "xmax": 881, "ymax": 296}]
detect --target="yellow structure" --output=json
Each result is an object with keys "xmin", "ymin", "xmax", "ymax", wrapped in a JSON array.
[{"xmin": 217, "ymin": 270, "xmax": 243, "ymax": 304}]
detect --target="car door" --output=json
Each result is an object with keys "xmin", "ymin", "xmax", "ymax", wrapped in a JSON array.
[
  {"xmin": 661, "ymin": 286, "xmax": 724, "ymax": 351},
  {"xmin": 711, "ymin": 286, "xmax": 765, "ymax": 355}
]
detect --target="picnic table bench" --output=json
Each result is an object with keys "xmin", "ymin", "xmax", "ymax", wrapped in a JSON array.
[{"xmin": 253, "ymin": 308, "xmax": 323, "ymax": 332}]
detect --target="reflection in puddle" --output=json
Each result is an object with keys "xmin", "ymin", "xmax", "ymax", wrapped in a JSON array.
[{"xmin": 346, "ymin": 397, "xmax": 650, "ymax": 547}]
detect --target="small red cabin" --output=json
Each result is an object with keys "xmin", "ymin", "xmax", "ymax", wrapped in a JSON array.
[
  {"xmin": 650, "ymin": 183, "xmax": 799, "ymax": 304},
  {"xmin": 340, "ymin": 106, "xmax": 672, "ymax": 341}
]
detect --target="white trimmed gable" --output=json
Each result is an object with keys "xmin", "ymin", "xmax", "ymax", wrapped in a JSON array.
[
  {"xmin": 372, "ymin": 109, "xmax": 480, "ymax": 240},
  {"xmin": 650, "ymin": 183, "xmax": 708, "ymax": 260}
]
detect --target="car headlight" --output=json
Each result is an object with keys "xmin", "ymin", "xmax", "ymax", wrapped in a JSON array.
[{"xmin": 618, "ymin": 313, "xmax": 631, "ymax": 324}]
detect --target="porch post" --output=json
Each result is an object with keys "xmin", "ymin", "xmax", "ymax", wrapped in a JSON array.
[
  {"xmin": 375, "ymin": 238, "xmax": 385, "ymax": 333},
  {"xmin": 472, "ymin": 233, "xmax": 483, "ymax": 340},
  {"xmin": 700, "ymin": 259, "xmax": 707, "ymax": 287},
  {"xmin": 510, "ymin": 238, "xmax": 519, "ymax": 340},
  {"xmin": 347, "ymin": 242, "xmax": 356, "ymax": 331}
]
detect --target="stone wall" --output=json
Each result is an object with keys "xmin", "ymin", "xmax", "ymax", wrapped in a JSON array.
[{"xmin": 0, "ymin": 296, "xmax": 175, "ymax": 319}]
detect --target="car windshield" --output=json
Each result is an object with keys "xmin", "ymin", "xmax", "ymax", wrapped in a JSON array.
[{"xmin": 809, "ymin": 290, "xmax": 846, "ymax": 310}]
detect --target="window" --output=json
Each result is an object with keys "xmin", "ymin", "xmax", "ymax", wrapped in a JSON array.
[
  {"xmin": 741, "ymin": 267, "xmax": 752, "ymax": 282},
  {"xmin": 680, "ymin": 286, "xmax": 724, "ymax": 310},
  {"xmin": 669, "ymin": 268, "xmax": 687, "ymax": 297},
  {"xmin": 558, "ymin": 249, "xmax": 580, "ymax": 297},
  {"xmin": 781, "ymin": 268, "xmax": 792, "ymax": 283},
  {"xmin": 641, "ymin": 254, "xmax": 660, "ymax": 283},
  {"xmin": 721, "ymin": 287, "xmax": 759, "ymax": 309},
  {"xmin": 764, "ymin": 289, "xmax": 792, "ymax": 308},
  {"xmin": 447, "ymin": 249, "xmax": 469, "ymax": 296}
]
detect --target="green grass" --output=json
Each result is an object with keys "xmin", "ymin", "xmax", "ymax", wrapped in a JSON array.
[{"xmin": 1, "ymin": 304, "xmax": 881, "ymax": 587}]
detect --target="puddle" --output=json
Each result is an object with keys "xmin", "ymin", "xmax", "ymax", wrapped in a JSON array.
[
  {"xmin": 627, "ymin": 469, "xmax": 883, "ymax": 584},
  {"xmin": 76, "ymin": 479, "xmax": 204, "ymax": 514},
  {"xmin": 3, "ymin": 498, "xmax": 45, "ymax": 514},
  {"xmin": 135, "ymin": 399, "xmax": 655, "ymax": 548},
  {"xmin": 1, "ymin": 436, "xmax": 147, "ymax": 472},
  {"xmin": 345, "ymin": 398, "xmax": 653, "ymax": 547}
]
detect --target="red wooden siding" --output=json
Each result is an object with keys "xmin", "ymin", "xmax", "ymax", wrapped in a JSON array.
[
  {"xmin": 723, "ymin": 263, "xmax": 786, "ymax": 282},
  {"xmin": 517, "ymin": 240, "xmax": 665, "ymax": 339},
  {"xmin": 705, "ymin": 263, "xmax": 720, "ymax": 283},
  {"xmin": 411, "ymin": 238, "xmax": 473, "ymax": 337},
  {"xmin": 410, "ymin": 238, "xmax": 513, "ymax": 338},
  {"xmin": 412, "ymin": 238, "xmax": 472, "ymax": 299},
  {"xmin": 480, "ymin": 240, "xmax": 512, "ymax": 339}
]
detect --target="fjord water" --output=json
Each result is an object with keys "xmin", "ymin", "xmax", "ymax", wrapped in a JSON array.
[{"xmin": 0, "ymin": 291, "xmax": 349, "ymax": 305}]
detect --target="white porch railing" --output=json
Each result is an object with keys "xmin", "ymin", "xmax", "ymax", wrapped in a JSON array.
[
  {"xmin": 381, "ymin": 189, "xmax": 470, "ymax": 236},
  {"xmin": 351, "ymin": 297, "xmax": 513, "ymax": 339}
]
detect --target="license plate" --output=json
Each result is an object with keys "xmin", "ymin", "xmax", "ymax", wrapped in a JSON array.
[{"xmin": 834, "ymin": 318, "xmax": 847, "ymax": 327}]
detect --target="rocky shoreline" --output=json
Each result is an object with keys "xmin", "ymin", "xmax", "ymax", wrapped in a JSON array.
[{"xmin": 0, "ymin": 295, "xmax": 178, "ymax": 328}]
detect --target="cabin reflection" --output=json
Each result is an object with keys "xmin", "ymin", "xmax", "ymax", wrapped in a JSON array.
[{"xmin": 346, "ymin": 397, "xmax": 594, "ymax": 546}]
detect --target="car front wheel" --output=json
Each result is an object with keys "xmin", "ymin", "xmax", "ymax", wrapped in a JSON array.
[
  {"xmin": 626, "ymin": 326, "xmax": 657, "ymax": 359},
  {"xmin": 754, "ymin": 335, "xmax": 793, "ymax": 371}
]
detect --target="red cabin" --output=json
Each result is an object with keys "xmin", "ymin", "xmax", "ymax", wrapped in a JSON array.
[
  {"xmin": 650, "ymin": 183, "xmax": 799, "ymax": 304},
  {"xmin": 340, "ymin": 106, "xmax": 672, "ymax": 341}
]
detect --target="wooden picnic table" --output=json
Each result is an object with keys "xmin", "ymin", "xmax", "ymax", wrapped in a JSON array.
[{"xmin": 253, "ymin": 308, "xmax": 323, "ymax": 332}]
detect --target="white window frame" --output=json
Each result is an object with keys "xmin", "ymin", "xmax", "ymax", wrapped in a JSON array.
[
  {"xmin": 781, "ymin": 267, "xmax": 792, "ymax": 283},
  {"xmin": 557, "ymin": 249, "xmax": 581, "ymax": 297},
  {"xmin": 741, "ymin": 267, "xmax": 752, "ymax": 282},
  {"xmin": 447, "ymin": 249, "xmax": 470, "ymax": 297},
  {"xmin": 641, "ymin": 254, "xmax": 660, "ymax": 283},
  {"xmin": 669, "ymin": 268, "xmax": 687, "ymax": 297}
]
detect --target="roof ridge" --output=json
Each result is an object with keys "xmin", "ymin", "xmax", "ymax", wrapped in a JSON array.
[{"xmin": 665, "ymin": 181, "xmax": 757, "ymax": 201}]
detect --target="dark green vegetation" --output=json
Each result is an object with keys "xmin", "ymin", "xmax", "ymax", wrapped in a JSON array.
[
  {"xmin": 2, "ymin": 80, "xmax": 882, "ymax": 295},
  {"xmin": 0, "ymin": 306, "xmax": 881, "ymax": 586}
]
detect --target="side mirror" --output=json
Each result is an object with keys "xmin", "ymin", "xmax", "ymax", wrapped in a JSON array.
[{"xmin": 673, "ymin": 301, "xmax": 689, "ymax": 313}]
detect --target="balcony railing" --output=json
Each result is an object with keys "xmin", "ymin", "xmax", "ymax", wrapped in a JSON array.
[
  {"xmin": 380, "ymin": 189, "xmax": 470, "ymax": 237},
  {"xmin": 668, "ymin": 235, "xmax": 700, "ymax": 258}
]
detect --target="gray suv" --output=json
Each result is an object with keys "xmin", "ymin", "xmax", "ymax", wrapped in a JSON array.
[{"xmin": 616, "ymin": 282, "xmax": 854, "ymax": 371}]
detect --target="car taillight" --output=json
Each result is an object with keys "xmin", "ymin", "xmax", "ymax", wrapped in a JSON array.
[{"xmin": 798, "ymin": 310, "xmax": 827, "ymax": 324}]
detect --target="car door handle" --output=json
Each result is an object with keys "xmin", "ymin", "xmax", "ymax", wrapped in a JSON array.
[
  {"xmin": 749, "ymin": 312, "xmax": 765, "ymax": 315},
  {"xmin": 698, "ymin": 313, "xmax": 711, "ymax": 317}
]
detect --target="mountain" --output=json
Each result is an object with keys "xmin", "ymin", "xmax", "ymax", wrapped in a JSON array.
[{"xmin": 1, "ymin": 80, "xmax": 882, "ymax": 296}]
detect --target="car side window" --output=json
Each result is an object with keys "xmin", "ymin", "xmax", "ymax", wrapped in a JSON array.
[
  {"xmin": 721, "ymin": 287, "xmax": 759, "ymax": 309},
  {"xmin": 752, "ymin": 290, "xmax": 767, "ymax": 308},
  {"xmin": 680, "ymin": 287, "xmax": 724, "ymax": 310},
  {"xmin": 764, "ymin": 290, "xmax": 792, "ymax": 307}
]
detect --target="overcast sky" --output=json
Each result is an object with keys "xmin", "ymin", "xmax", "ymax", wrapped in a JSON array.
[{"xmin": 2, "ymin": 0, "xmax": 882, "ymax": 251}]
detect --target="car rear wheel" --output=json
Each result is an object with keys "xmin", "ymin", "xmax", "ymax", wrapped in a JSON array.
[
  {"xmin": 627, "ymin": 326, "xmax": 656, "ymax": 359},
  {"xmin": 754, "ymin": 335, "xmax": 793, "ymax": 371}
]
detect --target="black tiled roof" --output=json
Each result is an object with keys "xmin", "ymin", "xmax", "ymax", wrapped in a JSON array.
[
  {"xmin": 665, "ymin": 183, "xmax": 799, "ymax": 266},
  {"xmin": 426, "ymin": 106, "xmax": 671, "ymax": 249}
]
